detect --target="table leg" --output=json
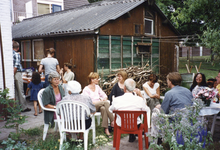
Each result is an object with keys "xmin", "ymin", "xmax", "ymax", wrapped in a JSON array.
[{"xmin": 211, "ymin": 114, "xmax": 217, "ymax": 136}]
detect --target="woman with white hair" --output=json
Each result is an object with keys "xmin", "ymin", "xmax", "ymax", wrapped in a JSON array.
[
  {"xmin": 62, "ymin": 80, "xmax": 96, "ymax": 139},
  {"xmin": 42, "ymin": 71, "xmax": 65, "ymax": 125}
]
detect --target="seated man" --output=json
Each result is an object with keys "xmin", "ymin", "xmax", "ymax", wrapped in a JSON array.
[
  {"xmin": 159, "ymin": 72, "xmax": 193, "ymax": 114},
  {"xmin": 109, "ymin": 78, "xmax": 150, "ymax": 142}
]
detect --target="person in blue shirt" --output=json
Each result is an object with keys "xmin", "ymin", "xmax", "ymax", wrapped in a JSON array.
[
  {"xmin": 26, "ymin": 72, "xmax": 44, "ymax": 116},
  {"xmin": 160, "ymin": 72, "xmax": 193, "ymax": 114}
]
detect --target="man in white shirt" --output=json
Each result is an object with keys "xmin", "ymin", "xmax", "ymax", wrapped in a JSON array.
[{"xmin": 109, "ymin": 78, "xmax": 150, "ymax": 142}]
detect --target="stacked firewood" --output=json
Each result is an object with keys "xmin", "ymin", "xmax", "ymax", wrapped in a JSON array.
[{"xmin": 100, "ymin": 65, "xmax": 167, "ymax": 96}]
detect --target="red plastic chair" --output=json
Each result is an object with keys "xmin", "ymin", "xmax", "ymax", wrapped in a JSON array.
[{"xmin": 113, "ymin": 110, "xmax": 148, "ymax": 150}]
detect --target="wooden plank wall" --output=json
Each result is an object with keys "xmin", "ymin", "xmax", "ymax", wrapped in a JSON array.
[{"xmin": 43, "ymin": 36, "xmax": 94, "ymax": 88}]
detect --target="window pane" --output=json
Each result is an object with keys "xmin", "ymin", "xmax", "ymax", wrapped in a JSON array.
[
  {"xmin": 33, "ymin": 40, "xmax": 44, "ymax": 61},
  {"xmin": 135, "ymin": 24, "xmax": 140, "ymax": 34},
  {"xmin": 38, "ymin": 3, "xmax": 50, "ymax": 15},
  {"xmin": 139, "ymin": 45, "xmax": 150, "ymax": 53},
  {"xmin": 145, "ymin": 19, "xmax": 152, "ymax": 34},
  {"xmin": 21, "ymin": 41, "xmax": 31, "ymax": 61},
  {"xmin": 52, "ymin": 4, "xmax": 61, "ymax": 13}
]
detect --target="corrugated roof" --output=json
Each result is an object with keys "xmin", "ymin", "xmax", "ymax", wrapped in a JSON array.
[
  {"xmin": 12, "ymin": 0, "xmax": 145, "ymax": 39},
  {"xmin": 12, "ymin": 0, "xmax": 180, "ymax": 39}
]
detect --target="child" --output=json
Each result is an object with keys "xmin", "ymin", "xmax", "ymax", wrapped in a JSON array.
[{"xmin": 26, "ymin": 72, "xmax": 44, "ymax": 116}]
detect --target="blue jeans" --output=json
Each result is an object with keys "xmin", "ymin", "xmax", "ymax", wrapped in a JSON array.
[{"xmin": 44, "ymin": 74, "xmax": 49, "ymax": 87}]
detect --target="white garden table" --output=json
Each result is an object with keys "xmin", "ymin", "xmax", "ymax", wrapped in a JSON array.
[{"xmin": 199, "ymin": 102, "xmax": 220, "ymax": 136}]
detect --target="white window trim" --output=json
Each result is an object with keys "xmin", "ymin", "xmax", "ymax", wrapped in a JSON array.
[
  {"xmin": 32, "ymin": 39, "xmax": 44, "ymax": 61},
  {"xmin": 21, "ymin": 40, "xmax": 31, "ymax": 62},
  {"xmin": 144, "ymin": 18, "xmax": 154, "ymax": 35}
]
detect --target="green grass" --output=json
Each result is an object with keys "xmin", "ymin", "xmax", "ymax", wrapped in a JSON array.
[{"xmin": 179, "ymin": 56, "xmax": 220, "ymax": 80}]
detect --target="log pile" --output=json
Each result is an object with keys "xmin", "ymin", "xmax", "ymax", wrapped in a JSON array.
[{"xmin": 100, "ymin": 65, "xmax": 167, "ymax": 96}]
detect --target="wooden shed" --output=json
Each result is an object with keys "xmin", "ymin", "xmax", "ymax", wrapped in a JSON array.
[{"xmin": 12, "ymin": 0, "xmax": 180, "ymax": 88}]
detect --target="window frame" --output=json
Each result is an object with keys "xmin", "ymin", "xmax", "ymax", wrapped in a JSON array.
[
  {"xmin": 32, "ymin": 39, "xmax": 44, "ymax": 62},
  {"xmin": 144, "ymin": 18, "xmax": 154, "ymax": 35},
  {"xmin": 135, "ymin": 42, "xmax": 152, "ymax": 57},
  {"xmin": 21, "ymin": 40, "xmax": 31, "ymax": 62}
]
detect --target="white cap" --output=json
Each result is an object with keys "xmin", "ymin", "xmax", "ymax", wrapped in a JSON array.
[{"xmin": 66, "ymin": 80, "xmax": 81, "ymax": 94}]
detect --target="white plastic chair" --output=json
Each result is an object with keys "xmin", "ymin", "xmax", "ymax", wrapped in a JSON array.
[
  {"xmin": 37, "ymin": 88, "xmax": 58, "ymax": 140},
  {"xmin": 55, "ymin": 100, "xmax": 96, "ymax": 150}
]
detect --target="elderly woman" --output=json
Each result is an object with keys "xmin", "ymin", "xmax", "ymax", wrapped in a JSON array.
[
  {"xmin": 42, "ymin": 71, "xmax": 65, "ymax": 125},
  {"xmin": 63, "ymin": 80, "xmax": 96, "ymax": 128},
  {"xmin": 190, "ymin": 73, "xmax": 207, "ymax": 98},
  {"xmin": 109, "ymin": 70, "xmax": 127, "ymax": 104},
  {"xmin": 63, "ymin": 80, "xmax": 96, "ymax": 139},
  {"xmin": 82, "ymin": 72, "xmax": 114, "ymax": 138},
  {"xmin": 39, "ymin": 48, "xmax": 60, "ymax": 87},
  {"xmin": 143, "ymin": 74, "xmax": 161, "ymax": 112}
]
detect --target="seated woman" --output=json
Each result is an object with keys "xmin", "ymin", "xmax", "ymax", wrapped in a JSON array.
[
  {"xmin": 42, "ymin": 71, "xmax": 65, "ymax": 125},
  {"xmin": 108, "ymin": 70, "xmax": 127, "ymax": 104},
  {"xmin": 190, "ymin": 73, "xmax": 207, "ymax": 97},
  {"xmin": 109, "ymin": 70, "xmax": 143, "ymax": 105},
  {"xmin": 60, "ymin": 62, "xmax": 75, "ymax": 83},
  {"xmin": 82, "ymin": 72, "xmax": 114, "ymax": 138},
  {"xmin": 143, "ymin": 74, "xmax": 161, "ymax": 113},
  {"xmin": 62, "ymin": 80, "xmax": 96, "ymax": 140}
]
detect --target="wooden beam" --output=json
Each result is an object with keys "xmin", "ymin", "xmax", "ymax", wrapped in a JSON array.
[
  {"xmin": 109, "ymin": 35, "xmax": 111, "ymax": 72},
  {"xmin": 185, "ymin": 64, "xmax": 190, "ymax": 73},
  {"xmin": 121, "ymin": 35, "xmax": 123, "ymax": 68},
  {"xmin": 198, "ymin": 62, "xmax": 202, "ymax": 72},
  {"xmin": 131, "ymin": 36, "xmax": 133, "ymax": 65}
]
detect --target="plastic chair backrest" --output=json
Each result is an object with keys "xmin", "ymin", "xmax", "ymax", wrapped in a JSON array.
[
  {"xmin": 56, "ymin": 100, "xmax": 90, "ymax": 133},
  {"xmin": 113, "ymin": 110, "xmax": 147, "ymax": 132},
  {"xmin": 38, "ymin": 88, "xmax": 56, "ymax": 112}
]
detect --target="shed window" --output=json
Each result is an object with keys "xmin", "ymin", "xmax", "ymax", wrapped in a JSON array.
[
  {"xmin": 145, "ymin": 19, "xmax": 153, "ymax": 34},
  {"xmin": 135, "ymin": 24, "xmax": 141, "ymax": 34},
  {"xmin": 136, "ymin": 42, "xmax": 152, "ymax": 56},
  {"xmin": 145, "ymin": 9, "xmax": 154, "ymax": 35},
  {"xmin": 21, "ymin": 40, "xmax": 31, "ymax": 62},
  {"xmin": 32, "ymin": 39, "xmax": 44, "ymax": 61}
]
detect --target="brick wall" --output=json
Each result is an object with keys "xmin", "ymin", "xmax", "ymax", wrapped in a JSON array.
[
  {"xmin": 64, "ymin": 0, "xmax": 89, "ymax": 10},
  {"xmin": 0, "ymin": 0, "xmax": 14, "ymax": 98},
  {"xmin": 13, "ymin": 0, "xmax": 37, "ymax": 23}
]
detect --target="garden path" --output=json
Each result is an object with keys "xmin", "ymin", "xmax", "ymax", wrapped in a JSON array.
[{"xmin": 0, "ymin": 100, "xmax": 44, "ymax": 141}]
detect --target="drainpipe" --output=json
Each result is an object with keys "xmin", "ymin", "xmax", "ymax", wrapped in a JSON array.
[{"xmin": 0, "ymin": 24, "xmax": 6, "ymax": 90}]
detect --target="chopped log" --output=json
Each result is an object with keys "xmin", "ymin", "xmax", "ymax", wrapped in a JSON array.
[{"xmin": 100, "ymin": 65, "xmax": 167, "ymax": 96}]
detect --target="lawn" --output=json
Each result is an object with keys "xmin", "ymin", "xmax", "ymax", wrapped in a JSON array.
[{"xmin": 179, "ymin": 56, "xmax": 220, "ymax": 80}]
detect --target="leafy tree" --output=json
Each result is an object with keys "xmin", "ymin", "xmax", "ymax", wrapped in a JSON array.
[{"xmin": 156, "ymin": 0, "xmax": 220, "ymax": 61}]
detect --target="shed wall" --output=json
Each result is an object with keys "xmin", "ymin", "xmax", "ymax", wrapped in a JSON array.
[
  {"xmin": 97, "ymin": 35, "xmax": 159, "ymax": 78},
  {"xmin": 42, "ymin": 36, "xmax": 94, "ymax": 88}
]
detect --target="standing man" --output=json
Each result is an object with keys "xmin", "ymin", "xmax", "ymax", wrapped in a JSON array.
[
  {"xmin": 160, "ymin": 72, "xmax": 193, "ymax": 114},
  {"xmin": 13, "ymin": 41, "xmax": 31, "ymax": 112},
  {"xmin": 109, "ymin": 78, "xmax": 150, "ymax": 143}
]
